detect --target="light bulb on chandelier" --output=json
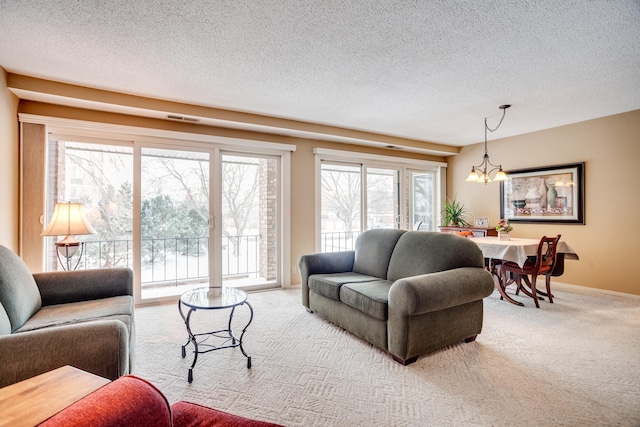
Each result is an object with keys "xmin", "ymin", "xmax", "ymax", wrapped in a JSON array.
[{"xmin": 466, "ymin": 104, "xmax": 511, "ymax": 184}]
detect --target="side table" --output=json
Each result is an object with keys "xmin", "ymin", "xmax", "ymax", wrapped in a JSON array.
[
  {"xmin": 178, "ymin": 286, "xmax": 254, "ymax": 383},
  {"xmin": 0, "ymin": 365, "xmax": 110, "ymax": 427}
]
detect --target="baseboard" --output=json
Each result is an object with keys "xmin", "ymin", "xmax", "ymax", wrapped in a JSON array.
[{"xmin": 551, "ymin": 281, "xmax": 640, "ymax": 300}]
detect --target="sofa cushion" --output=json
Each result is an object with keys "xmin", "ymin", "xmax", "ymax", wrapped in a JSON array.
[
  {"xmin": 353, "ymin": 229, "xmax": 405, "ymax": 279},
  {"xmin": 387, "ymin": 232, "xmax": 485, "ymax": 282},
  {"xmin": 0, "ymin": 245, "xmax": 42, "ymax": 332},
  {"xmin": 15, "ymin": 295, "xmax": 133, "ymax": 333},
  {"xmin": 340, "ymin": 280, "xmax": 393, "ymax": 321},
  {"xmin": 309, "ymin": 273, "xmax": 379, "ymax": 301},
  {"xmin": 172, "ymin": 401, "xmax": 284, "ymax": 427}
]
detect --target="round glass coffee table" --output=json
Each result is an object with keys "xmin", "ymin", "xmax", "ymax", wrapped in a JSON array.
[{"xmin": 178, "ymin": 286, "xmax": 253, "ymax": 383}]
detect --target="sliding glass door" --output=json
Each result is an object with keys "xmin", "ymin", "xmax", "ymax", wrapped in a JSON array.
[
  {"xmin": 320, "ymin": 163, "xmax": 362, "ymax": 251},
  {"xmin": 366, "ymin": 167, "xmax": 400, "ymax": 230},
  {"xmin": 221, "ymin": 153, "xmax": 279, "ymax": 289},
  {"xmin": 318, "ymin": 155, "xmax": 441, "ymax": 252},
  {"xmin": 140, "ymin": 147, "xmax": 211, "ymax": 299},
  {"xmin": 45, "ymin": 137, "xmax": 284, "ymax": 302},
  {"xmin": 408, "ymin": 170, "xmax": 436, "ymax": 231}
]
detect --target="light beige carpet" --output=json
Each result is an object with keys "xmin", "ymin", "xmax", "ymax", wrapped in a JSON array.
[{"xmin": 134, "ymin": 285, "xmax": 640, "ymax": 426}]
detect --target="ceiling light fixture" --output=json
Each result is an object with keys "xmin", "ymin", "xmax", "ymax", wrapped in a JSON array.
[{"xmin": 466, "ymin": 104, "xmax": 511, "ymax": 184}]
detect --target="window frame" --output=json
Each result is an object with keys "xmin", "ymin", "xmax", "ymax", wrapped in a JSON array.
[
  {"xmin": 314, "ymin": 148, "xmax": 446, "ymax": 252},
  {"xmin": 19, "ymin": 113, "xmax": 294, "ymax": 304}
]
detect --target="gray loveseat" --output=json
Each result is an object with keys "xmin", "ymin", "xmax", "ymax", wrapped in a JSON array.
[
  {"xmin": 299, "ymin": 229, "xmax": 495, "ymax": 364},
  {"xmin": 0, "ymin": 245, "xmax": 134, "ymax": 387}
]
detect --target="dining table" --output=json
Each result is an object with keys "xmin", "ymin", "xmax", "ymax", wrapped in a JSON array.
[{"xmin": 470, "ymin": 236, "xmax": 579, "ymax": 306}]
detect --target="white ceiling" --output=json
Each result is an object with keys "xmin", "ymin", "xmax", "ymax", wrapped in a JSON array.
[{"xmin": 1, "ymin": 0, "xmax": 639, "ymax": 148}]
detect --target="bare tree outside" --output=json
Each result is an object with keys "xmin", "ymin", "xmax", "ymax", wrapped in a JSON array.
[
  {"xmin": 321, "ymin": 163, "xmax": 361, "ymax": 233},
  {"xmin": 366, "ymin": 168, "xmax": 399, "ymax": 229},
  {"xmin": 46, "ymin": 140, "xmax": 280, "ymax": 296},
  {"xmin": 408, "ymin": 171, "xmax": 434, "ymax": 230},
  {"xmin": 221, "ymin": 155, "xmax": 260, "ymax": 256},
  {"xmin": 58, "ymin": 143, "xmax": 133, "ymax": 268}
]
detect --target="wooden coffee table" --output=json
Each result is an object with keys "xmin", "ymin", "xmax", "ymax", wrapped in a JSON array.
[{"xmin": 0, "ymin": 365, "xmax": 110, "ymax": 427}]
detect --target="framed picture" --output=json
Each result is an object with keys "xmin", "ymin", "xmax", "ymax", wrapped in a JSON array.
[
  {"xmin": 500, "ymin": 162, "xmax": 584, "ymax": 224},
  {"xmin": 474, "ymin": 217, "xmax": 489, "ymax": 227}
]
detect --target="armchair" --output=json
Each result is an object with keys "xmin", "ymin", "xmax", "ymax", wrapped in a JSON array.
[{"xmin": 0, "ymin": 245, "xmax": 134, "ymax": 387}]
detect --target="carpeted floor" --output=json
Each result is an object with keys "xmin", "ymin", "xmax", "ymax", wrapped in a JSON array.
[{"xmin": 134, "ymin": 285, "xmax": 640, "ymax": 426}]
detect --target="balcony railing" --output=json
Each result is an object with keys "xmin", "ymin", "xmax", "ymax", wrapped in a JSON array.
[
  {"xmin": 320, "ymin": 231, "xmax": 360, "ymax": 252},
  {"xmin": 63, "ymin": 232, "xmax": 358, "ymax": 286},
  {"xmin": 72, "ymin": 235, "xmax": 260, "ymax": 286}
]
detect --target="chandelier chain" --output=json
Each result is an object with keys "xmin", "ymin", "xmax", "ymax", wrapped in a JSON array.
[
  {"xmin": 486, "ymin": 106, "xmax": 508, "ymax": 133},
  {"xmin": 466, "ymin": 105, "xmax": 511, "ymax": 184}
]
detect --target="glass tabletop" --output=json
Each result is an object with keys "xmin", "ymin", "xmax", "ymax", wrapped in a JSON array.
[{"xmin": 180, "ymin": 286, "xmax": 247, "ymax": 309}]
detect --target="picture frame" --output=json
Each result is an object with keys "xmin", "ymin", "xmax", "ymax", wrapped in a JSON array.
[
  {"xmin": 474, "ymin": 217, "xmax": 489, "ymax": 227},
  {"xmin": 500, "ymin": 162, "xmax": 585, "ymax": 224}
]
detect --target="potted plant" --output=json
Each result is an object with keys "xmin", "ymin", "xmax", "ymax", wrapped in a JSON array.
[
  {"xmin": 441, "ymin": 197, "xmax": 470, "ymax": 227},
  {"xmin": 495, "ymin": 218, "xmax": 513, "ymax": 240}
]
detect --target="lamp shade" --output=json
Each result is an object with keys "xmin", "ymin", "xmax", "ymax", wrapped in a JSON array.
[{"xmin": 42, "ymin": 202, "xmax": 96, "ymax": 237}]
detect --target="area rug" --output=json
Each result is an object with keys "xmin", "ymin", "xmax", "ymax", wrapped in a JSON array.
[{"xmin": 134, "ymin": 285, "xmax": 640, "ymax": 426}]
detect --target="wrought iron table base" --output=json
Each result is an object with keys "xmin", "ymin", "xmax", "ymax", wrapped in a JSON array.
[{"xmin": 178, "ymin": 300, "xmax": 253, "ymax": 383}]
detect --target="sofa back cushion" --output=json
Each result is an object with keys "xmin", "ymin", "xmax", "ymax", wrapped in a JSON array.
[
  {"xmin": 0, "ymin": 245, "xmax": 42, "ymax": 332},
  {"xmin": 387, "ymin": 232, "xmax": 485, "ymax": 282},
  {"xmin": 353, "ymin": 229, "xmax": 406, "ymax": 279}
]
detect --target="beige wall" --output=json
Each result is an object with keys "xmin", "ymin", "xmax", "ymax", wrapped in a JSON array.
[
  {"xmin": 0, "ymin": 69, "xmax": 19, "ymax": 250},
  {"xmin": 447, "ymin": 110, "xmax": 640, "ymax": 296}
]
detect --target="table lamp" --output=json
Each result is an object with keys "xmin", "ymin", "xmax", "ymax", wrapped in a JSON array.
[{"xmin": 41, "ymin": 201, "xmax": 96, "ymax": 270}]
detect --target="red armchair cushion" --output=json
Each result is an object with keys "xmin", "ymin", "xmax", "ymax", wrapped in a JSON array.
[
  {"xmin": 40, "ymin": 375, "xmax": 171, "ymax": 427},
  {"xmin": 172, "ymin": 401, "xmax": 284, "ymax": 427}
]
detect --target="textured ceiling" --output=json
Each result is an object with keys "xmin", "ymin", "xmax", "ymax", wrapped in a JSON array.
[{"xmin": 1, "ymin": 0, "xmax": 639, "ymax": 147}]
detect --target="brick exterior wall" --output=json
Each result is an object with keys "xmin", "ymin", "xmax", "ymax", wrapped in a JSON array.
[{"xmin": 258, "ymin": 159, "xmax": 277, "ymax": 280}]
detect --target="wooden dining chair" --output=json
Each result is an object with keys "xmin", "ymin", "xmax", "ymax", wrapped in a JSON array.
[{"xmin": 500, "ymin": 235, "xmax": 561, "ymax": 308}]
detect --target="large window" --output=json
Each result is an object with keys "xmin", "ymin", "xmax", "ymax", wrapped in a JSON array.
[
  {"xmin": 320, "ymin": 163, "xmax": 361, "ymax": 251},
  {"xmin": 316, "ymin": 149, "xmax": 443, "ymax": 252},
  {"xmin": 221, "ymin": 153, "xmax": 279, "ymax": 289},
  {"xmin": 367, "ymin": 167, "xmax": 400, "ymax": 230},
  {"xmin": 44, "ymin": 140, "xmax": 133, "ymax": 272},
  {"xmin": 408, "ymin": 170, "xmax": 436, "ymax": 231},
  {"xmin": 42, "ymin": 132, "xmax": 288, "ymax": 303}
]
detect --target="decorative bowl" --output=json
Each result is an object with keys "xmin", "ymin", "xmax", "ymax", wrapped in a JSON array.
[{"xmin": 511, "ymin": 199, "xmax": 526, "ymax": 209}]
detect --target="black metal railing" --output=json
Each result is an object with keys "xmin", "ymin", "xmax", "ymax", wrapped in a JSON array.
[
  {"xmin": 320, "ymin": 231, "xmax": 360, "ymax": 252},
  {"xmin": 65, "ymin": 232, "xmax": 359, "ymax": 286},
  {"xmin": 75, "ymin": 235, "xmax": 260, "ymax": 286}
]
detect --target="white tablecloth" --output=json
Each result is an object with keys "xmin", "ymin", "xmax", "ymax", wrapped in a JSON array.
[{"xmin": 471, "ymin": 236, "xmax": 579, "ymax": 267}]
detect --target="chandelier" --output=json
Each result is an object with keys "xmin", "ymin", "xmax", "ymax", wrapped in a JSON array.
[{"xmin": 466, "ymin": 104, "xmax": 511, "ymax": 184}]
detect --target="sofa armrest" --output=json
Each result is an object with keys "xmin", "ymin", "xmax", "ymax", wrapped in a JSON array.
[
  {"xmin": 298, "ymin": 251, "xmax": 355, "ymax": 307},
  {"xmin": 388, "ymin": 267, "xmax": 494, "ymax": 315},
  {"xmin": 40, "ymin": 375, "xmax": 171, "ymax": 427},
  {"xmin": 33, "ymin": 268, "xmax": 133, "ymax": 306},
  {"xmin": 0, "ymin": 320, "xmax": 130, "ymax": 388}
]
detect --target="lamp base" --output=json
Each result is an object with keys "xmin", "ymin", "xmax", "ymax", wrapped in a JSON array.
[{"xmin": 54, "ymin": 241, "xmax": 84, "ymax": 270}]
